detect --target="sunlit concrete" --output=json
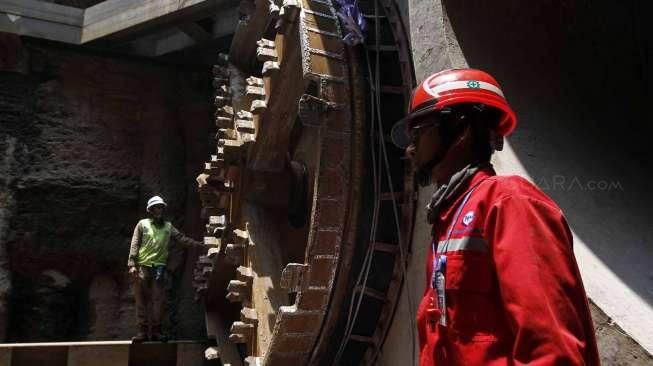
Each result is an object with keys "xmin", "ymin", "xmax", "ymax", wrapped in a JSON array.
[
  {"xmin": 0, "ymin": 0, "xmax": 82, "ymax": 43},
  {"xmin": 384, "ymin": 0, "xmax": 653, "ymax": 364},
  {"xmin": 0, "ymin": 0, "xmax": 237, "ymax": 48}
]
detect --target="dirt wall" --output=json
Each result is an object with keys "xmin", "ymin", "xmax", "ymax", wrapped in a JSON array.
[{"xmin": 0, "ymin": 33, "xmax": 213, "ymax": 341}]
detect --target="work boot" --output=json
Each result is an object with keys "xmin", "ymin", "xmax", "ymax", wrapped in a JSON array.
[
  {"xmin": 131, "ymin": 329, "xmax": 148, "ymax": 343},
  {"xmin": 150, "ymin": 326, "xmax": 167, "ymax": 343},
  {"xmin": 131, "ymin": 323, "xmax": 148, "ymax": 343}
]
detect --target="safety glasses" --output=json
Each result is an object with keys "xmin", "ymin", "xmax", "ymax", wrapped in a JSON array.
[
  {"xmin": 390, "ymin": 120, "xmax": 440, "ymax": 149},
  {"xmin": 390, "ymin": 109, "xmax": 454, "ymax": 149}
]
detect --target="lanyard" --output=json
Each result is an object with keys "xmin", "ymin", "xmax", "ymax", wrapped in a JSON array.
[
  {"xmin": 428, "ymin": 180, "xmax": 484, "ymax": 327},
  {"xmin": 430, "ymin": 183, "xmax": 481, "ymax": 289}
]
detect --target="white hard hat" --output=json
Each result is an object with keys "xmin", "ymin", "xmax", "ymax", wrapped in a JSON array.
[{"xmin": 147, "ymin": 196, "xmax": 167, "ymax": 212}]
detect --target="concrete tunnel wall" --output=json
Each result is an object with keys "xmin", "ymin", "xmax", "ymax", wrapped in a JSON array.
[{"xmin": 383, "ymin": 0, "xmax": 653, "ymax": 364}]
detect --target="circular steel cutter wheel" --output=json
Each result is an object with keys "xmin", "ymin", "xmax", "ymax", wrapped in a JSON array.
[{"xmin": 193, "ymin": 0, "xmax": 415, "ymax": 364}]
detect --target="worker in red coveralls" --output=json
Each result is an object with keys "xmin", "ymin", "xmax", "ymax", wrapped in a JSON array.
[{"xmin": 390, "ymin": 69, "xmax": 600, "ymax": 365}]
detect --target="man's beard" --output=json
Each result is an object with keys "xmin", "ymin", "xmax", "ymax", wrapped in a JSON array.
[{"xmin": 414, "ymin": 149, "xmax": 446, "ymax": 187}]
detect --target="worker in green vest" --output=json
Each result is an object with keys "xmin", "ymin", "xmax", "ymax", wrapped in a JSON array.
[{"xmin": 127, "ymin": 195, "xmax": 204, "ymax": 342}]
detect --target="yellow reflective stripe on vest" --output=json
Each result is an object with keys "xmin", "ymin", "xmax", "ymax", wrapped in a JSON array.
[
  {"xmin": 437, "ymin": 236, "xmax": 488, "ymax": 254},
  {"xmin": 137, "ymin": 219, "xmax": 171, "ymax": 267}
]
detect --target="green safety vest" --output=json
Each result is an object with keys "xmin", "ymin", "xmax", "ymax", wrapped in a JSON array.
[{"xmin": 137, "ymin": 218, "xmax": 172, "ymax": 267}]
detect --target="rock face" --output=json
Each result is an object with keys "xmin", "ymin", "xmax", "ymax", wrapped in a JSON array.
[{"xmin": 0, "ymin": 33, "xmax": 213, "ymax": 341}]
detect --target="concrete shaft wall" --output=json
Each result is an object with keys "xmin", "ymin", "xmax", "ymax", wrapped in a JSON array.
[{"xmin": 383, "ymin": 0, "xmax": 653, "ymax": 365}]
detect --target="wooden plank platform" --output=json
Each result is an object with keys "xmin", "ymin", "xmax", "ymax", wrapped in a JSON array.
[{"xmin": 0, "ymin": 340, "xmax": 219, "ymax": 366}]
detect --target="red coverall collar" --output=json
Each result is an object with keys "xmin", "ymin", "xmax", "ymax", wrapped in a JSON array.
[{"xmin": 436, "ymin": 165, "xmax": 497, "ymax": 223}]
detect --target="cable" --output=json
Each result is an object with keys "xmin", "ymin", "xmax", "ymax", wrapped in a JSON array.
[
  {"xmin": 370, "ymin": 0, "xmax": 417, "ymax": 363},
  {"xmin": 332, "ymin": 47, "xmax": 383, "ymax": 365},
  {"xmin": 333, "ymin": 0, "xmax": 417, "ymax": 364},
  {"xmin": 332, "ymin": 8, "xmax": 384, "ymax": 360}
]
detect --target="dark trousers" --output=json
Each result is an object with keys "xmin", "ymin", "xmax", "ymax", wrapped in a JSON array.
[{"xmin": 131, "ymin": 266, "xmax": 165, "ymax": 333}]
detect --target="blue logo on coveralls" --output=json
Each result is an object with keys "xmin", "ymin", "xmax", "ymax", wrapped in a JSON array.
[{"xmin": 462, "ymin": 211, "xmax": 475, "ymax": 226}]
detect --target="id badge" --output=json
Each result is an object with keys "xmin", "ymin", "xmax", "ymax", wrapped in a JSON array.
[{"xmin": 433, "ymin": 255, "xmax": 447, "ymax": 326}]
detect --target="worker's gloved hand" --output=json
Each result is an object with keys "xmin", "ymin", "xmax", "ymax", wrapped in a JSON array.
[{"xmin": 128, "ymin": 266, "xmax": 138, "ymax": 279}]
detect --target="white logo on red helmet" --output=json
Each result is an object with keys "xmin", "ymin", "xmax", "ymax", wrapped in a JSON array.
[
  {"xmin": 421, "ymin": 74, "xmax": 442, "ymax": 97},
  {"xmin": 422, "ymin": 78, "xmax": 505, "ymax": 98}
]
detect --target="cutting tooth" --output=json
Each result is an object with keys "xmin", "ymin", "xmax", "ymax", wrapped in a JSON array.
[
  {"xmin": 203, "ymin": 236, "xmax": 221, "ymax": 248},
  {"xmin": 235, "ymin": 109, "xmax": 256, "ymax": 135},
  {"xmin": 236, "ymin": 118, "xmax": 256, "ymax": 134},
  {"xmin": 229, "ymin": 321, "xmax": 253, "ymax": 343},
  {"xmin": 246, "ymin": 76, "xmax": 264, "ymax": 87},
  {"xmin": 215, "ymin": 84, "xmax": 231, "ymax": 97},
  {"xmin": 215, "ymin": 105, "xmax": 234, "ymax": 129},
  {"xmin": 268, "ymin": 0, "xmax": 280, "ymax": 17},
  {"xmin": 206, "ymin": 215, "xmax": 229, "ymax": 238},
  {"xmin": 214, "ymin": 94, "xmax": 231, "ymax": 107},
  {"xmin": 233, "ymin": 228, "xmax": 249, "ymax": 244},
  {"xmin": 245, "ymin": 356, "xmax": 262, "ymax": 366},
  {"xmin": 241, "ymin": 306, "xmax": 258, "ymax": 324},
  {"xmin": 246, "ymin": 85, "xmax": 266, "ymax": 100},
  {"xmin": 237, "ymin": 110, "xmax": 254, "ymax": 120},
  {"xmin": 225, "ymin": 227, "xmax": 249, "ymax": 265},
  {"xmin": 193, "ymin": 254, "xmax": 215, "ymax": 298},
  {"xmin": 217, "ymin": 128, "xmax": 237, "ymax": 140},
  {"xmin": 226, "ymin": 266, "xmax": 254, "ymax": 303},
  {"xmin": 262, "ymin": 61, "xmax": 280, "ymax": 76},
  {"xmin": 226, "ymin": 280, "xmax": 248, "ymax": 302},
  {"xmin": 256, "ymin": 38, "xmax": 275, "ymax": 49},
  {"xmin": 256, "ymin": 38, "xmax": 278, "ymax": 62},
  {"xmin": 218, "ymin": 138, "xmax": 244, "ymax": 163},
  {"xmin": 276, "ymin": 0, "xmax": 300, "ymax": 31},
  {"xmin": 207, "ymin": 247, "xmax": 221, "ymax": 259},
  {"xmin": 250, "ymin": 99, "xmax": 267, "ymax": 115},
  {"xmin": 207, "ymin": 155, "xmax": 226, "ymax": 169},
  {"xmin": 205, "ymin": 346, "xmax": 220, "ymax": 360},
  {"xmin": 199, "ymin": 175, "xmax": 234, "ymax": 193},
  {"xmin": 229, "ymin": 307, "xmax": 258, "ymax": 357}
]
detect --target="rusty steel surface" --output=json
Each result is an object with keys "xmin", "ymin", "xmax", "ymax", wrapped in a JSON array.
[{"xmin": 193, "ymin": 0, "xmax": 415, "ymax": 365}]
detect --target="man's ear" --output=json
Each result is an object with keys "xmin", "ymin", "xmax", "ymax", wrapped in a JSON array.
[{"xmin": 453, "ymin": 124, "xmax": 474, "ymax": 148}]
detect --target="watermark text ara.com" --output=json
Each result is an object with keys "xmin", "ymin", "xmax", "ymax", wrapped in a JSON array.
[{"xmin": 535, "ymin": 175, "xmax": 623, "ymax": 191}]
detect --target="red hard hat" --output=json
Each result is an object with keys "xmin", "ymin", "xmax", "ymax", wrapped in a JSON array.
[{"xmin": 391, "ymin": 68, "xmax": 517, "ymax": 148}]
